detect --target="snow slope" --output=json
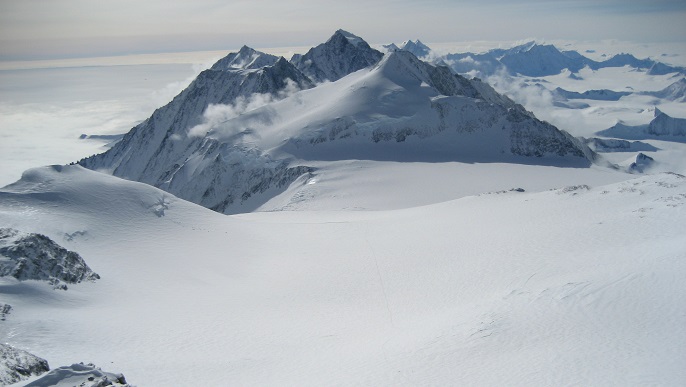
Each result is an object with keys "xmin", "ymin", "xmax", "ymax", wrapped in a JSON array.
[{"xmin": 1, "ymin": 165, "xmax": 684, "ymax": 386}]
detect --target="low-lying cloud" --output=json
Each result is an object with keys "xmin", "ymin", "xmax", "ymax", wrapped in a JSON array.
[{"xmin": 187, "ymin": 78, "xmax": 302, "ymax": 138}]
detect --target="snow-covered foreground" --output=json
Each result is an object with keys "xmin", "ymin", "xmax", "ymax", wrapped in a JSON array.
[{"xmin": 1, "ymin": 165, "xmax": 684, "ymax": 385}]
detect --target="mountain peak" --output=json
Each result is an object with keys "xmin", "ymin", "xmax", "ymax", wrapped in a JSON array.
[
  {"xmin": 210, "ymin": 46, "xmax": 279, "ymax": 71},
  {"xmin": 290, "ymin": 30, "xmax": 383, "ymax": 82},
  {"xmin": 401, "ymin": 39, "xmax": 432, "ymax": 58},
  {"xmin": 332, "ymin": 29, "xmax": 367, "ymax": 48}
]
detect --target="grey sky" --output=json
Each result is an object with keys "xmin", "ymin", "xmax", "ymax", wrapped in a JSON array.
[{"xmin": 1, "ymin": 0, "xmax": 685, "ymax": 60}]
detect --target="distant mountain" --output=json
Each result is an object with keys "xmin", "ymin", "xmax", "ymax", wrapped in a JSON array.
[
  {"xmin": 499, "ymin": 44, "xmax": 592, "ymax": 76},
  {"xmin": 554, "ymin": 87, "xmax": 632, "ymax": 101},
  {"xmin": 581, "ymin": 137, "xmax": 659, "ymax": 153},
  {"xmin": 641, "ymin": 78, "xmax": 686, "ymax": 102},
  {"xmin": 79, "ymin": 31, "xmax": 595, "ymax": 214},
  {"xmin": 597, "ymin": 108, "xmax": 686, "ymax": 141},
  {"xmin": 443, "ymin": 52, "xmax": 505, "ymax": 77},
  {"xmin": 290, "ymin": 29, "xmax": 383, "ymax": 82},
  {"xmin": 400, "ymin": 39, "xmax": 432, "ymax": 58},
  {"xmin": 628, "ymin": 153, "xmax": 655, "ymax": 173},
  {"xmin": 432, "ymin": 41, "xmax": 685, "ymax": 77}
]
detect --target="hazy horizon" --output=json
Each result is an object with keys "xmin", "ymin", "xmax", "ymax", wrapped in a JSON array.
[{"xmin": 2, "ymin": 0, "xmax": 685, "ymax": 61}]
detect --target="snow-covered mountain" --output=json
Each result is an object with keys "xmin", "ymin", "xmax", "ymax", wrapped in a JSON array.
[
  {"xmin": 642, "ymin": 78, "xmax": 686, "ymax": 102},
  {"xmin": 581, "ymin": 137, "xmax": 658, "ymax": 153},
  {"xmin": 399, "ymin": 39, "xmax": 432, "ymax": 58},
  {"xmin": 554, "ymin": 87, "xmax": 632, "ymax": 101},
  {"xmin": 290, "ymin": 29, "xmax": 383, "ymax": 82},
  {"xmin": 435, "ymin": 41, "xmax": 685, "ymax": 77},
  {"xmin": 79, "ymin": 31, "xmax": 595, "ymax": 214},
  {"xmin": 597, "ymin": 108, "xmax": 686, "ymax": 140},
  {"xmin": 500, "ymin": 44, "xmax": 589, "ymax": 76}
]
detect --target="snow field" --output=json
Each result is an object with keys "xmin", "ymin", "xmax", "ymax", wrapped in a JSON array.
[{"xmin": 1, "ymin": 166, "xmax": 684, "ymax": 385}]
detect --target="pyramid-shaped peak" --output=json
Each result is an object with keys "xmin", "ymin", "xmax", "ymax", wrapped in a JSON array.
[
  {"xmin": 374, "ymin": 50, "xmax": 432, "ymax": 85},
  {"xmin": 210, "ymin": 46, "xmax": 279, "ymax": 71},
  {"xmin": 291, "ymin": 30, "xmax": 382, "ymax": 82},
  {"xmin": 402, "ymin": 39, "xmax": 429, "ymax": 47},
  {"xmin": 329, "ymin": 29, "xmax": 369, "ymax": 48},
  {"xmin": 654, "ymin": 107, "xmax": 664, "ymax": 117}
]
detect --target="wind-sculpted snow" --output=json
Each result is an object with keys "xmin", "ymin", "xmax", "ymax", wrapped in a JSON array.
[
  {"xmin": 0, "ymin": 343, "xmax": 50, "ymax": 385},
  {"xmin": 79, "ymin": 31, "xmax": 594, "ymax": 214},
  {"xmin": 0, "ymin": 228, "xmax": 100, "ymax": 290}
]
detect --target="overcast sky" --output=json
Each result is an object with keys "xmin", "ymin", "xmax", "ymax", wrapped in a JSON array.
[{"xmin": 1, "ymin": 0, "xmax": 685, "ymax": 60}]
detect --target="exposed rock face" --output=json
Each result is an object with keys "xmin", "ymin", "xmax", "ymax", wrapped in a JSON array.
[
  {"xmin": 23, "ymin": 363, "xmax": 131, "ymax": 387},
  {"xmin": 629, "ymin": 153, "xmax": 655, "ymax": 173},
  {"xmin": 0, "ymin": 228, "xmax": 100, "ymax": 290},
  {"xmin": 0, "ymin": 343, "xmax": 50, "ymax": 385},
  {"xmin": 0, "ymin": 304, "xmax": 10, "ymax": 321}
]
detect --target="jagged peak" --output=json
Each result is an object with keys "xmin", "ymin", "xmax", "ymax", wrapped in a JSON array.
[
  {"xmin": 609, "ymin": 52, "xmax": 637, "ymax": 59},
  {"xmin": 400, "ymin": 39, "xmax": 432, "ymax": 57}
]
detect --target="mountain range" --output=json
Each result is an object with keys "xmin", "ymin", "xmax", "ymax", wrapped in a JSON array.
[
  {"xmin": 413, "ymin": 41, "xmax": 686, "ymax": 77},
  {"xmin": 79, "ymin": 30, "xmax": 595, "ymax": 214}
]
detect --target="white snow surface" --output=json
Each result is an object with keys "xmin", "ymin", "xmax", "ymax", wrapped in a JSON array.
[
  {"xmin": 1, "ymin": 165, "xmax": 684, "ymax": 386},
  {"xmin": 2, "ymin": 37, "xmax": 686, "ymax": 386}
]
